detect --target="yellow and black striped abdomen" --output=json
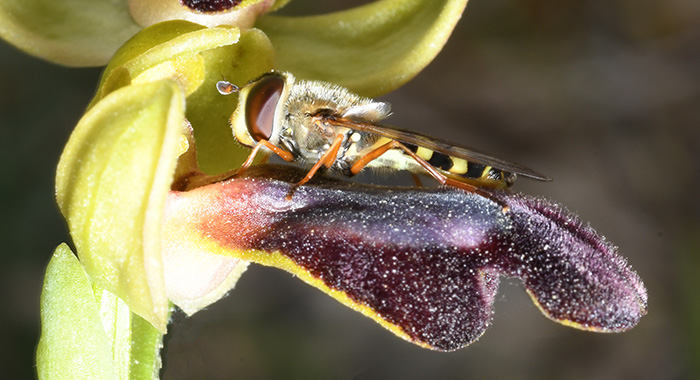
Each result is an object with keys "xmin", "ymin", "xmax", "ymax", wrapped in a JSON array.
[{"xmin": 403, "ymin": 143, "xmax": 515, "ymax": 189}]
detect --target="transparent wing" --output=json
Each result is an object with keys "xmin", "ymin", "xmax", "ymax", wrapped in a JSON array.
[{"xmin": 328, "ymin": 118, "xmax": 552, "ymax": 181}]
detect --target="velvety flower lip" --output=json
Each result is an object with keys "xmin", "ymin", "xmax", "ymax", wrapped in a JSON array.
[
  {"xmin": 162, "ymin": 164, "xmax": 648, "ymax": 351},
  {"xmin": 494, "ymin": 192, "xmax": 648, "ymax": 333}
]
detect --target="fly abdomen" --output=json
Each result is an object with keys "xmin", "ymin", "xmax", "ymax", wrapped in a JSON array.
[
  {"xmin": 402, "ymin": 143, "xmax": 512, "ymax": 188},
  {"xmin": 427, "ymin": 152, "xmax": 453, "ymax": 171}
]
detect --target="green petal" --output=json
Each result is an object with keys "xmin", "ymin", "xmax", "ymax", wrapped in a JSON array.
[
  {"xmin": 56, "ymin": 80, "xmax": 185, "ymax": 331},
  {"xmin": 0, "ymin": 0, "xmax": 141, "ymax": 66},
  {"xmin": 185, "ymin": 27, "xmax": 275, "ymax": 174},
  {"xmin": 257, "ymin": 0, "xmax": 468, "ymax": 97},
  {"xmin": 88, "ymin": 20, "xmax": 274, "ymax": 174},
  {"xmin": 94, "ymin": 21, "xmax": 241, "ymax": 106},
  {"xmin": 37, "ymin": 244, "xmax": 116, "ymax": 380}
]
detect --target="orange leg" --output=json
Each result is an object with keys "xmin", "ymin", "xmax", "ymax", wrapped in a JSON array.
[
  {"xmin": 236, "ymin": 139, "xmax": 294, "ymax": 177},
  {"xmin": 409, "ymin": 172, "xmax": 424, "ymax": 187},
  {"xmin": 350, "ymin": 140, "xmax": 478, "ymax": 193},
  {"xmin": 296, "ymin": 134, "xmax": 345, "ymax": 187},
  {"xmin": 349, "ymin": 140, "xmax": 509, "ymax": 211},
  {"xmin": 285, "ymin": 134, "xmax": 345, "ymax": 200}
]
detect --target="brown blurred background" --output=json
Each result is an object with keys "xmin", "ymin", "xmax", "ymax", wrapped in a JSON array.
[{"xmin": 1, "ymin": 0, "xmax": 698, "ymax": 379}]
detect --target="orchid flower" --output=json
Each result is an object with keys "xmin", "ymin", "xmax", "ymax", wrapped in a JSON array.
[{"xmin": 0, "ymin": 1, "xmax": 646, "ymax": 379}]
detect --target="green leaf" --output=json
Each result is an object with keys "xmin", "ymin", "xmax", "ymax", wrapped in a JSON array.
[
  {"xmin": 56, "ymin": 80, "xmax": 185, "ymax": 331},
  {"xmin": 0, "ymin": 0, "xmax": 141, "ymax": 66},
  {"xmin": 258, "ymin": 0, "xmax": 468, "ymax": 97},
  {"xmin": 37, "ymin": 244, "xmax": 164, "ymax": 380},
  {"xmin": 37, "ymin": 244, "xmax": 116, "ymax": 380}
]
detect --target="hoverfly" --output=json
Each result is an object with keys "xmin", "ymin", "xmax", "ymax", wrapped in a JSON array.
[{"xmin": 217, "ymin": 72, "xmax": 550, "ymax": 197}]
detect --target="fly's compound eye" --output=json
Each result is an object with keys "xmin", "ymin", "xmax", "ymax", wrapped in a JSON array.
[{"xmin": 245, "ymin": 74, "xmax": 285, "ymax": 142}]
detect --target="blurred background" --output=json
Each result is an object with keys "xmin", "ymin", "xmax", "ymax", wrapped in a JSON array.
[{"xmin": 1, "ymin": 0, "xmax": 698, "ymax": 379}]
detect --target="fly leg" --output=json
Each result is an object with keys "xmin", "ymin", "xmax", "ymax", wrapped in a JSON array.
[
  {"xmin": 409, "ymin": 172, "xmax": 423, "ymax": 187},
  {"xmin": 235, "ymin": 139, "xmax": 295, "ymax": 177},
  {"xmin": 349, "ymin": 140, "xmax": 509, "ymax": 211},
  {"xmin": 286, "ymin": 134, "xmax": 345, "ymax": 200},
  {"xmin": 349, "ymin": 140, "xmax": 478, "ymax": 192}
]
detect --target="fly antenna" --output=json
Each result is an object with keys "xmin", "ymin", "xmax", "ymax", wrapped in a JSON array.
[{"xmin": 216, "ymin": 79, "xmax": 239, "ymax": 95}]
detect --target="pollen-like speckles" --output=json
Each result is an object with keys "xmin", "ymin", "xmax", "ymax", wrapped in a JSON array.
[
  {"xmin": 180, "ymin": 0, "xmax": 242, "ymax": 13},
  {"xmin": 493, "ymin": 195, "xmax": 648, "ymax": 332},
  {"xmin": 170, "ymin": 165, "xmax": 647, "ymax": 350}
]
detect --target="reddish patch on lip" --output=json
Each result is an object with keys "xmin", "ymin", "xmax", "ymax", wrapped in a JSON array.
[{"xmin": 180, "ymin": 0, "xmax": 242, "ymax": 13}]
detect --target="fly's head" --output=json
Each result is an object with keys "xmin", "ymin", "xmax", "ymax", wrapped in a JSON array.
[{"xmin": 227, "ymin": 72, "xmax": 293, "ymax": 149}]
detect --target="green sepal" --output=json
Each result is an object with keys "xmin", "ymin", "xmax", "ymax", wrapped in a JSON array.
[
  {"xmin": 184, "ymin": 27, "xmax": 275, "ymax": 174},
  {"xmin": 56, "ymin": 80, "xmax": 185, "ymax": 331},
  {"xmin": 258, "ymin": 0, "xmax": 468, "ymax": 96},
  {"xmin": 0, "ymin": 0, "xmax": 141, "ymax": 66}
]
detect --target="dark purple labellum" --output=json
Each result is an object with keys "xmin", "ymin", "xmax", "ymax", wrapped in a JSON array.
[
  {"xmin": 171, "ymin": 165, "xmax": 647, "ymax": 350},
  {"xmin": 493, "ymin": 195, "xmax": 648, "ymax": 333},
  {"xmin": 180, "ymin": 0, "xmax": 242, "ymax": 13}
]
